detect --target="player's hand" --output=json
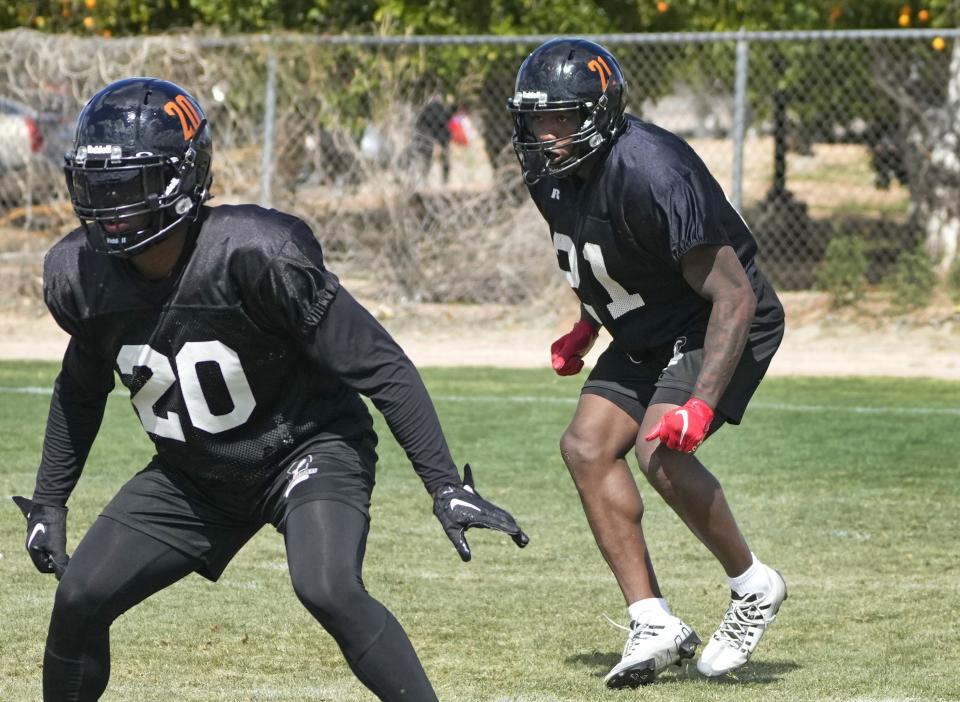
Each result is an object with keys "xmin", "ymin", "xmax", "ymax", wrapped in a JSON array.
[
  {"xmin": 433, "ymin": 464, "xmax": 529, "ymax": 562},
  {"xmin": 644, "ymin": 397, "xmax": 715, "ymax": 454},
  {"xmin": 551, "ymin": 320, "xmax": 598, "ymax": 376},
  {"xmin": 12, "ymin": 496, "xmax": 70, "ymax": 580}
]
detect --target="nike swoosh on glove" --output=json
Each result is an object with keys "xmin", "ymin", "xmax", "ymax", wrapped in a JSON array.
[
  {"xmin": 12, "ymin": 496, "xmax": 70, "ymax": 580},
  {"xmin": 644, "ymin": 397, "xmax": 715, "ymax": 454},
  {"xmin": 550, "ymin": 319, "xmax": 598, "ymax": 376},
  {"xmin": 433, "ymin": 464, "xmax": 529, "ymax": 562}
]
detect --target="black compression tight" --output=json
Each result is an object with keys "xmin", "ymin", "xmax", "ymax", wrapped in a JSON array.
[
  {"xmin": 43, "ymin": 503, "xmax": 437, "ymax": 701},
  {"xmin": 43, "ymin": 516, "xmax": 197, "ymax": 701},
  {"xmin": 284, "ymin": 500, "xmax": 438, "ymax": 701}
]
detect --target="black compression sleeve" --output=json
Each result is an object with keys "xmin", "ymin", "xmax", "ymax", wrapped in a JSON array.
[
  {"xmin": 33, "ymin": 340, "xmax": 114, "ymax": 507},
  {"xmin": 303, "ymin": 288, "xmax": 460, "ymax": 494}
]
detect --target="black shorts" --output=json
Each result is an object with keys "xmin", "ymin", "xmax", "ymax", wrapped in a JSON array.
[
  {"xmin": 583, "ymin": 319, "xmax": 784, "ymax": 426},
  {"xmin": 100, "ymin": 435, "xmax": 378, "ymax": 581}
]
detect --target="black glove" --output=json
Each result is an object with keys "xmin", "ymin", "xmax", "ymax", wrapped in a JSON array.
[
  {"xmin": 433, "ymin": 464, "xmax": 529, "ymax": 562},
  {"xmin": 12, "ymin": 496, "xmax": 70, "ymax": 580}
]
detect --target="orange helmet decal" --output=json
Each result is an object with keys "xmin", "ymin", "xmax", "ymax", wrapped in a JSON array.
[
  {"xmin": 164, "ymin": 94, "xmax": 202, "ymax": 140},
  {"xmin": 588, "ymin": 56, "xmax": 613, "ymax": 92}
]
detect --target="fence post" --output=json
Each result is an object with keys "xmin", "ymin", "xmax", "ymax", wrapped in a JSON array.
[
  {"xmin": 732, "ymin": 30, "xmax": 750, "ymax": 213},
  {"xmin": 24, "ymin": 157, "xmax": 33, "ymax": 230},
  {"xmin": 260, "ymin": 41, "xmax": 277, "ymax": 209}
]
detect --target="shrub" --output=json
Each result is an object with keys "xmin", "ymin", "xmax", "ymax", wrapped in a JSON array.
[
  {"xmin": 815, "ymin": 235, "xmax": 868, "ymax": 307},
  {"xmin": 888, "ymin": 247, "xmax": 937, "ymax": 312}
]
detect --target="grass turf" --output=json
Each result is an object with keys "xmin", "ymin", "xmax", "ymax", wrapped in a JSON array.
[{"xmin": 1, "ymin": 363, "xmax": 958, "ymax": 700}]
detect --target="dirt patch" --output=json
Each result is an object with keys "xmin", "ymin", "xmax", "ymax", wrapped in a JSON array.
[{"xmin": 2, "ymin": 290, "xmax": 958, "ymax": 380}]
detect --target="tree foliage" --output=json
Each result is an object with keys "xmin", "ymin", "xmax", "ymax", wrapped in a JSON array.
[
  {"xmin": 8, "ymin": 0, "xmax": 958, "ymax": 36},
  {"xmin": 7, "ymin": 1, "xmax": 958, "ymax": 224}
]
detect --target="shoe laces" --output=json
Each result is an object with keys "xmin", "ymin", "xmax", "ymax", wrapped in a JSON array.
[
  {"xmin": 714, "ymin": 592, "xmax": 770, "ymax": 648},
  {"xmin": 603, "ymin": 613, "xmax": 666, "ymax": 657}
]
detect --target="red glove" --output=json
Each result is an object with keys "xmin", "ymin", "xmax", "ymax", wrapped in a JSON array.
[
  {"xmin": 644, "ymin": 397, "xmax": 715, "ymax": 453},
  {"xmin": 550, "ymin": 320, "xmax": 598, "ymax": 376}
]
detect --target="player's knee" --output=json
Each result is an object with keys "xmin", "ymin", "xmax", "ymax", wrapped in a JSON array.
[
  {"xmin": 51, "ymin": 575, "xmax": 110, "ymax": 631},
  {"xmin": 633, "ymin": 448, "xmax": 671, "ymax": 494},
  {"xmin": 292, "ymin": 569, "xmax": 368, "ymax": 627},
  {"xmin": 559, "ymin": 430, "xmax": 605, "ymax": 477},
  {"xmin": 634, "ymin": 442, "xmax": 655, "ymax": 474}
]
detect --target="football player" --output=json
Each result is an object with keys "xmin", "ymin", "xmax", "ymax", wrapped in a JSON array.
[
  {"xmin": 507, "ymin": 38, "xmax": 787, "ymax": 687},
  {"xmin": 14, "ymin": 77, "xmax": 528, "ymax": 702}
]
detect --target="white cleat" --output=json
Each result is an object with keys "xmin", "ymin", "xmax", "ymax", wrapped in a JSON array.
[
  {"xmin": 697, "ymin": 567, "xmax": 788, "ymax": 677},
  {"xmin": 604, "ymin": 612, "xmax": 701, "ymax": 689}
]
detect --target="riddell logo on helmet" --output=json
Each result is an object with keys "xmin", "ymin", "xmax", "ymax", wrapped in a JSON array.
[
  {"xmin": 514, "ymin": 90, "xmax": 549, "ymax": 106},
  {"xmin": 588, "ymin": 56, "xmax": 613, "ymax": 91}
]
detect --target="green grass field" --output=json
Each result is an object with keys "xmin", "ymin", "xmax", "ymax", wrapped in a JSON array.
[{"xmin": 1, "ymin": 362, "xmax": 958, "ymax": 701}]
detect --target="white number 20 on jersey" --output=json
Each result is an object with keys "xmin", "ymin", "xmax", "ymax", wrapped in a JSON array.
[
  {"xmin": 553, "ymin": 232, "xmax": 645, "ymax": 320},
  {"xmin": 116, "ymin": 341, "xmax": 256, "ymax": 442}
]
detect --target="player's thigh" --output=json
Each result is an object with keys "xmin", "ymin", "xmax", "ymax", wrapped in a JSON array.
[
  {"xmin": 264, "ymin": 438, "xmax": 377, "ymax": 603},
  {"xmin": 101, "ymin": 461, "xmax": 261, "ymax": 582},
  {"xmin": 54, "ymin": 516, "xmax": 198, "ymax": 624},
  {"xmin": 633, "ymin": 401, "xmax": 727, "ymax": 472},
  {"xmin": 562, "ymin": 392, "xmax": 641, "ymax": 467},
  {"xmin": 567, "ymin": 345, "xmax": 662, "ymax": 465},
  {"xmin": 283, "ymin": 500, "xmax": 370, "ymax": 596},
  {"xmin": 282, "ymin": 501, "xmax": 384, "ymax": 639}
]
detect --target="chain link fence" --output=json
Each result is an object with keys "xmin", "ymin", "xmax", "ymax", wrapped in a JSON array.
[{"xmin": 2, "ymin": 27, "xmax": 958, "ymax": 306}]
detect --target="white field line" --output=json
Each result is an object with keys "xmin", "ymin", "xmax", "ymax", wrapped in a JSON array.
[
  {"xmin": 0, "ymin": 386, "xmax": 958, "ymax": 416},
  {"xmin": 433, "ymin": 395, "xmax": 960, "ymax": 416}
]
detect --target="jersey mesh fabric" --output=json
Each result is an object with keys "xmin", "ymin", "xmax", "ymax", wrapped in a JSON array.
[
  {"xmin": 43, "ymin": 205, "xmax": 374, "ymax": 488},
  {"xmin": 528, "ymin": 115, "xmax": 783, "ymax": 352}
]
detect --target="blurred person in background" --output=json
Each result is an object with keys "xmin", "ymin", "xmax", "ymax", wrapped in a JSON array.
[
  {"xmin": 405, "ymin": 92, "xmax": 455, "ymax": 184},
  {"xmin": 508, "ymin": 38, "xmax": 787, "ymax": 688},
  {"xmin": 15, "ymin": 76, "xmax": 527, "ymax": 702}
]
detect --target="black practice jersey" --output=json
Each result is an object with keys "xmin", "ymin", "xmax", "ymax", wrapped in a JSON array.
[
  {"xmin": 37, "ymin": 205, "xmax": 459, "ymax": 503},
  {"xmin": 528, "ymin": 115, "xmax": 783, "ymax": 351}
]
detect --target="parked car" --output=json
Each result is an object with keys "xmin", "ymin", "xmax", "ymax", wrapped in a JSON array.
[
  {"xmin": 0, "ymin": 95, "xmax": 76, "ymax": 213},
  {"xmin": 0, "ymin": 95, "xmax": 74, "ymax": 171}
]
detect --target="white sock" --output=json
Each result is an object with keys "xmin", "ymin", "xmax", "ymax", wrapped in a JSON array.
[
  {"xmin": 729, "ymin": 553, "xmax": 771, "ymax": 595},
  {"xmin": 628, "ymin": 597, "xmax": 670, "ymax": 622}
]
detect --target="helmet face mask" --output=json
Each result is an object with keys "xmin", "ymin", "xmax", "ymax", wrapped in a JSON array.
[
  {"xmin": 515, "ymin": 105, "xmax": 605, "ymax": 175},
  {"xmin": 64, "ymin": 78, "xmax": 213, "ymax": 258},
  {"xmin": 507, "ymin": 38, "xmax": 627, "ymax": 184}
]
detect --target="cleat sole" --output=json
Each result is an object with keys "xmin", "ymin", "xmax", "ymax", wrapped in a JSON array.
[
  {"xmin": 605, "ymin": 660, "xmax": 657, "ymax": 689},
  {"xmin": 606, "ymin": 629, "xmax": 702, "ymax": 687}
]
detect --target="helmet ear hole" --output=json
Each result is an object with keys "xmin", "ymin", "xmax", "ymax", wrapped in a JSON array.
[{"xmin": 174, "ymin": 196, "xmax": 192, "ymax": 215}]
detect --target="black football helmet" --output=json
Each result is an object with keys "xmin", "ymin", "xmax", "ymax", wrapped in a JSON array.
[
  {"xmin": 507, "ymin": 38, "xmax": 627, "ymax": 184},
  {"xmin": 64, "ymin": 77, "xmax": 213, "ymax": 257}
]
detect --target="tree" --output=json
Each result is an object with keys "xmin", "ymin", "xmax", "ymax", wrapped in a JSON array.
[
  {"xmin": 7, "ymin": 0, "xmax": 958, "ymax": 271},
  {"xmin": 673, "ymin": 0, "xmax": 960, "ymax": 272},
  {"xmin": 368, "ymin": 1, "xmax": 679, "ymax": 180}
]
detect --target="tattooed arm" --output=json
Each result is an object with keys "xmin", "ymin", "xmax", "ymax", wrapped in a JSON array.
[{"xmin": 680, "ymin": 245, "xmax": 757, "ymax": 408}]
